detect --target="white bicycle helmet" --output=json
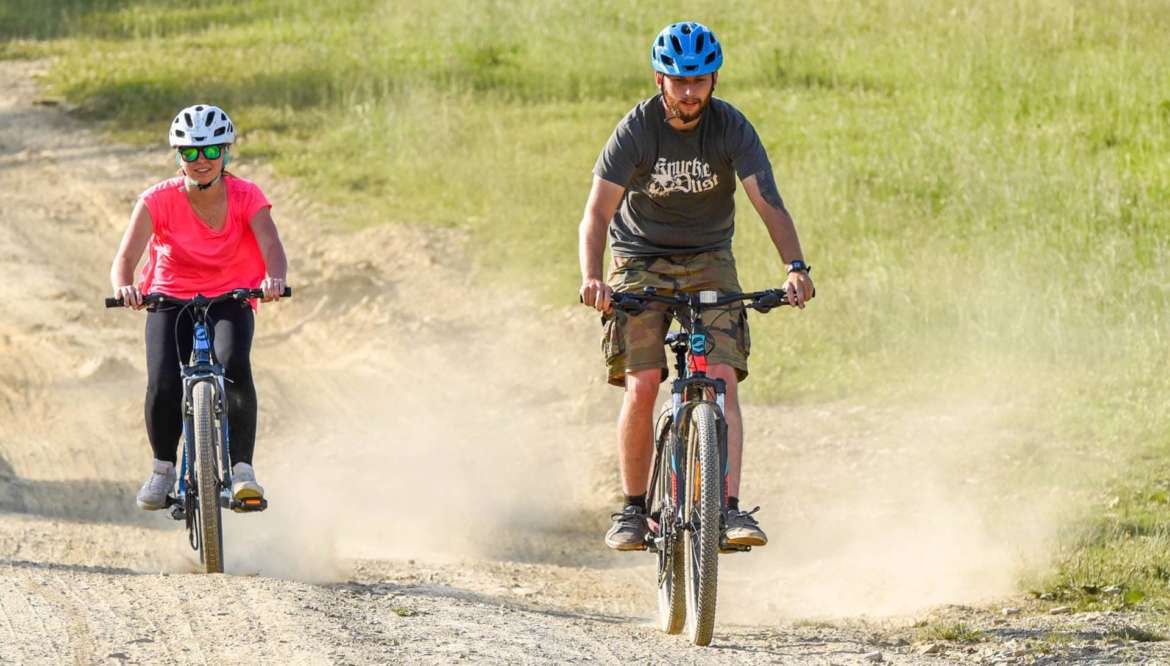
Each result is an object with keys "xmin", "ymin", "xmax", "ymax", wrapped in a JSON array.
[{"xmin": 169, "ymin": 104, "xmax": 235, "ymax": 147}]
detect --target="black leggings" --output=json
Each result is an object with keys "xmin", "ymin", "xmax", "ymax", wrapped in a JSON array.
[{"xmin": 145, "ymin": 300, "xmax": 257, "ymax": 466}]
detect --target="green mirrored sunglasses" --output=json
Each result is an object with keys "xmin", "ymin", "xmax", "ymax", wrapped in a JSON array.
[{"xmin": 178, "ymin": 144, "xmax": 225, "ymax": 162}]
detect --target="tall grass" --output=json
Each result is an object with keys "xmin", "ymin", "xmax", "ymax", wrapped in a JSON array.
[
  {"xmin": 5, "ymin": 0, "xmax": 1170, "ymax": 605},
  {"xmin": 7, "ymin": 1, "xmax": 1167, "ymax": 397}
]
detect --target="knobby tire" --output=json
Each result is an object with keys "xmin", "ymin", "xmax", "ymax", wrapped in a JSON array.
[
  {"xmin": 651, "ymin": 412, "xmax": 685, "ymax": 634},
  {"xmin": 683, "ymin": 403, "xmax": 720, "ymax": 646},
  {"xmin": 193, "ymin": 381, "xmax": 224, "ymax": 574}
]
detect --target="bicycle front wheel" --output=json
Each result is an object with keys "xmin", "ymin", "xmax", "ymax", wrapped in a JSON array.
[
  {"xmin": 650, "ymin": 413, "xmax": 684, "ymax": 634},
  {"xmin": 192, "ymin": 381, "xmax": 224, "ymax": 574},
  {"xmin": 683, "ymin": 402, "xmax": 721, "ymax": 646}
]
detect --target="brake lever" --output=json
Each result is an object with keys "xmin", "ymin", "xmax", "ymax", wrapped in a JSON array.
[
  {"xmin": 753, "ymin": 290, "xmax": 783, "ymax": 313},
  {"xmin": 613, "ymin": 295, "xmax": 646, "ymax": 316}
]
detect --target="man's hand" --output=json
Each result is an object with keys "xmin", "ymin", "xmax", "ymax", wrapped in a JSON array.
[
  {"xmin": 785, "ymin": 270, "xmax": 814, "ymax": 309},
  {"xmin": 580, "ymin": 278, "xmax": 613, "ymax": 313}
]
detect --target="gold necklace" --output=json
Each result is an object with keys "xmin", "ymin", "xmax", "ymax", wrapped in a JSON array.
[{"xmin": 188, "ymin": 191, "xmax": 227, "ymax": 228}]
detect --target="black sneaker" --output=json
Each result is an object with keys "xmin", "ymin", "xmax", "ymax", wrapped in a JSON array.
[
  {"xmin": 723, "ymin": 507, "xmax": 768, "ymax": 547},
  {"xmin": 605, "ymin": 505, "xmax": 649, "ymax": 551}
]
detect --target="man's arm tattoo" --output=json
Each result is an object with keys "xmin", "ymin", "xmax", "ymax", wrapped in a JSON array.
[{"xmin": 754, "ymin": 166, "xmax": 787, "ymax": 212}]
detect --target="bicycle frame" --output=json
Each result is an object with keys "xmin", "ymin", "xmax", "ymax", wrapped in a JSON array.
[
  {"xmin": 614, "ymin": 286, "xmax": 789, "ymax": 554},
  {"xmin": 658, "ymin": 295, "xmax": 733, "ymax": 549},
  {"xmin": 106, "ymin": 287, "xmax": 289, "ymax": 573},
  {"xmin": 173, "ymin": 305, "xmax": 233, "ymax": 547}
]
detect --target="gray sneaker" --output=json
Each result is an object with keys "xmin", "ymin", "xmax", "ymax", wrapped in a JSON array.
[
  {"xmin": 605, "ymin": 505, "xmax": 649, "ymax": 551},
  {"xmin": 230, "ymin": 462, "xmax": 265, "ymax": 501},
  {"xmin": 723, "ymin": 507, "xmax": 768, "ymax": 547},
  {"xmin": 136, "ymin": 459, "xmax": 176, "ymax": 511}
]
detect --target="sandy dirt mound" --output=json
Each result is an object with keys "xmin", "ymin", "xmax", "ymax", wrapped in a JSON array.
[{"xmin": 1, "ymin": 59, "xmax": 1167, "ymax": 663}]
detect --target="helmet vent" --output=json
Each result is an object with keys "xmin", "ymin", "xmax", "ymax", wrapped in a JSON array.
[
  {"xmin": 183, "ymin": 112, "xmax": 193, "ymax": 127},
  {"xmin": 195, "ymin": 105, "xmax": 204, "ymax": 111},
  {"xmin": 670, "ymin": 35, "xmax": 682, "ymax": 53},
  {"xmin": 704, "ymin": 51, "xmax": 717, "ymax": 64},
  {"xmin": 657, "ymin": 36, "xmax": 665, "ymax": 47},
  {"xmin": 213, "ymin": 127, "xmax": 226, "ymax": 136},
  {"xmin": 174, "ymin": 130, "xmax": 186, "ymax": 138},
  {"xmin": 696, "ymin": 33, "xmax": 706, "ymax": 52},
  {"xmin": 204, "ymin": 110, "xmax": 215, "ymax": 126},
  {"xmin": 684, "ymin": 64, "xmax": 697, "ymax": 71},
  {"xmin": 661, "ymin": 54, "xmax": 675, "ymax": 67},
  {"xmin": 680, "ymin": 23, "xmax": 693, "ymax": 35}
]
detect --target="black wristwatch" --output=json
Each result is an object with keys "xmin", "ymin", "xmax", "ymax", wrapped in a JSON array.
[{"xmin": 787, "ymin": 259, "xmax": 811, "ymax": 274}]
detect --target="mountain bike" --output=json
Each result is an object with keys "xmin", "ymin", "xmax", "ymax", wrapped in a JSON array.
[
  {"xmin": 608, "ymin": 286, "xmax": 791, "ymax": 646},
  {"xmin": 106, "ymin": 287, "xmax": 291, "ymax": 573}
]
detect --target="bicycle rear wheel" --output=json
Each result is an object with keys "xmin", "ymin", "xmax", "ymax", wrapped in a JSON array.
[
  {"xmin": 192, "ymin": 381, "xmax": 224, "ymax": 574},
  {"xmin": 683, "ymin": 402, "xmax": 721, "ymax": 646},
  {"xmin": 649, "ymin": 412, "xmax": 684, "ymax": 634}
]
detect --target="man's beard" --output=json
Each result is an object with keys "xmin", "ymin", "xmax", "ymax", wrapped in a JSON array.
[{"xmin": 664, "ymin": 90, "xmax": 711, "ymax": 123}]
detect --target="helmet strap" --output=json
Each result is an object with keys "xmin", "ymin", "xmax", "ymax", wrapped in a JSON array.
[
  {"xmin": 182, "ymin": 169, "xmax": 223, "ymax": 192},
  {"xmin": 193, "ymin": 174, "xmax": 221, "ymax": 191},
  {"xmin": 657, "ymin": 74, "xmax": 679, "ymax": 122}
]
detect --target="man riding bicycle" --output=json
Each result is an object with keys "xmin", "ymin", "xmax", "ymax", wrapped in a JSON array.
[{"xmin": 578, "ymin": 22, "xmax": 814, "ymax": 551}]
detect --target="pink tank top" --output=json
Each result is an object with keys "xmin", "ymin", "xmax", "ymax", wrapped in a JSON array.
[{"xmin": 137, "ymin": 175, "xmax": 270, "ymax": 301}]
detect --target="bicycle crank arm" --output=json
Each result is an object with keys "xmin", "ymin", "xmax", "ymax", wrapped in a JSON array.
[
  {"xmin": 647, "ymin": 535, "xmax": 665, "ymax": 553},
  {"xmin": 161, "ymin": 495, "xmax": 187, "ymax": 521}
]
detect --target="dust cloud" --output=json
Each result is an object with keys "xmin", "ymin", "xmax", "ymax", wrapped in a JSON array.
[
  {"xmin": 230, "ymin": 252, "xmax": 1079, "ymax": 622},
  {"xmin": 720, "ymin": 393, "xmax": 1077, "ymax": 620},
  {"xmin": 219, "ymin": 264, "xmax": 617, "ymax": 580}
]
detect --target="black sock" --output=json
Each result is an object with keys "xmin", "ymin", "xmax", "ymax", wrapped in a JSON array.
[
  {"xmin": 625, "ymin": 494, "xmax": 647, "ymax": 511},
  {"xmin": 727, "ymin": 496, "xmax": 740, "ymax": 511}
]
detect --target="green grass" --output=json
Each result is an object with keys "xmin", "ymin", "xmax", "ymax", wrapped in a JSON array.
[
  {"xmin": 1104, "ymin": 625, "xmax": 1166, "ymax": 643},
  {"xmin": 917, "ymin": 622, "xmax": 984, "ymax": 644},
  {"xmin": 6, "ymin": 0, "xmax": 1170, "ymax": 609},
  {"xmin": 7, "ymin": 0, "xmax": 1168, "ymax": 401}
]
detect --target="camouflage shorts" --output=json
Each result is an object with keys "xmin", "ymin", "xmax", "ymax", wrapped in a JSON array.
[{"xmin": 601, "ymin": 249, "xmax": 750, "ymax": 387}]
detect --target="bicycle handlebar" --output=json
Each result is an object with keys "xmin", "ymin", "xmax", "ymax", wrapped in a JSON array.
[
  {"xmin": 104, "ymin": 287, "xmax": 292, "ymax": 309},
  {"xmin": 605, "ymin": 287, "xmax": 806, "ymax": 315}
]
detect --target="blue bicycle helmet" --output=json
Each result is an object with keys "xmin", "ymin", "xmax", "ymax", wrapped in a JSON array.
[{"xmin": 650, "ymin": 22, "xmax": 723, "ymax": 77}]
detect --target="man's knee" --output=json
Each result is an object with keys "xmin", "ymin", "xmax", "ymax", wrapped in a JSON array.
[
  {"xmin": 709, "ymin": 363, "xmax": 739, "ymax": 399},
  {"xmin": 623, "ymin": 368, "xmax": 661, "ymax": 409}
]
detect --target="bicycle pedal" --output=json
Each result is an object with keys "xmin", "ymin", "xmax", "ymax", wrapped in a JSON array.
[
  {"xmin": 719, "ymin": 542, "xmax": 752, "ymax": 554},
  {"xmin": 230, "ymin": 497, "xmax": 268, "ymax": 513}
]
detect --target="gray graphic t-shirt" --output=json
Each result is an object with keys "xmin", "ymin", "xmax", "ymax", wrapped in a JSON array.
[{"xmin": 593, "ymin": 95, "xmax": 774, "ymax": 257}]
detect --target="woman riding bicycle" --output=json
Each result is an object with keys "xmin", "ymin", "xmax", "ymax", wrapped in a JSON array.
[{"xmin": 108, "ymin": 104, "xmax": 288, "ymax": 511}]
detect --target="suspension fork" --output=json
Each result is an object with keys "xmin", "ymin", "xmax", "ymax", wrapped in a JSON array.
[{"xmin": 217, "ymin": 374, "xmax": 232, "ymax": 489}]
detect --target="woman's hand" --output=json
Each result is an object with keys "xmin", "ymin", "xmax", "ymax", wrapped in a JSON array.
[
  {"xmin": 261, "ymin": 276, "xmax": 286, "ymax": 302},
  {"xmin": 114, "ymin": 284, "xmax": 144, "ymax": 310}
]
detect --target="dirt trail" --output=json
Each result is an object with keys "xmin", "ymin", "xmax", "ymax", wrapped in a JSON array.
[{"xmin": 1, "ymin": 59, "xmax": 1166, "ymax": 664}]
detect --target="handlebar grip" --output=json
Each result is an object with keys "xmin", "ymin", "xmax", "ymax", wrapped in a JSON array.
[
  {"xmin": 105, "ymin": 297, "xmax": 123, "ymax": 308},
  {"xmin": 243, "ymin": 286, "xmax": 293, "ymax": 298}
]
